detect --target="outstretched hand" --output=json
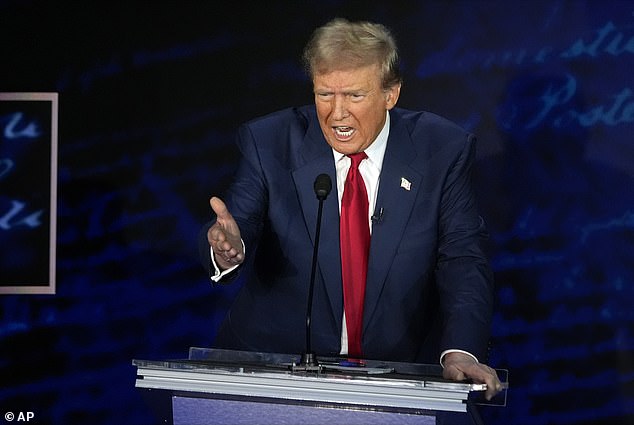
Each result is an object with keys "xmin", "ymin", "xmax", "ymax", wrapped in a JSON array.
[
  {"xmin": 207, "ymin": 197, "xmax": 244, "ymax": 270},
  {"xmin": 442, "ymin": 352, "xmax": 503, "ymax": 401}
]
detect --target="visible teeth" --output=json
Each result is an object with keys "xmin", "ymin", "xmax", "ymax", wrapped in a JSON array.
[{"xmin": 335, "ymin": 127, "xmax": 354, "ymax": 137}]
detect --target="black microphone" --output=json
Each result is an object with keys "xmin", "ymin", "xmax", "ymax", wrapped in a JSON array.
[
  {"xmin": 371, "ymin": 207, "xmax": 384, "ymax": 223},
  {"xmin": 314, "ymin": 173, "xmax": 332, "ymax": 201},
  {"xmin": 299, "ymin": 173, "xmax": 332, "ymax": 369}
]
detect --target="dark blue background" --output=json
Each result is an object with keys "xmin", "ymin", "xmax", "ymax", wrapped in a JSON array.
[{"xmin": 1, "ymin": 1, "xmax": 633, "ymax": 424}]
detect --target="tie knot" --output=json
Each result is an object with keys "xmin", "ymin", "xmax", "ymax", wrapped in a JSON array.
[{"xmin": 347, "ymin": 152, "xmax": 367, "ymax": 169}]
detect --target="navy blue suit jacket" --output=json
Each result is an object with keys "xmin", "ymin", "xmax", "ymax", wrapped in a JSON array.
[{"xmin": 200, "ymin": 105, "xmax": 494, "ymax": 363}]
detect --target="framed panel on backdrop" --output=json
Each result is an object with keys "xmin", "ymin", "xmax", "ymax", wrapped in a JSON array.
[{"xmin": 0, "ymin": 93, "xmax": 58, "ymax": 294}]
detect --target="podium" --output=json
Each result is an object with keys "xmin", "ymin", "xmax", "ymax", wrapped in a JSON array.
[{"xmin": 133, "ymin": 348, "xmax": 507, "ymax": 425}]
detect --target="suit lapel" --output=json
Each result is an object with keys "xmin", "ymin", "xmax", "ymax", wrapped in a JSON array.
[
  {"xmin": 363, "ymin": 112, "xmax": 422, "ymax": 333},
  {"xmin": 291, "ymin": 117, "xmax": 343, "ymax": 331}
]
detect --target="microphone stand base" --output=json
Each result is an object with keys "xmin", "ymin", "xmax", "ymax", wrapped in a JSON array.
[{"xmin": 291, "ymin": 352, "xmax": 323, "ymax": 373}]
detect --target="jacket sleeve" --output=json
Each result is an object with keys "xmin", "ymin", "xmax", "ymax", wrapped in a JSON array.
[
  {"xmin": 435, "ymin": 133, "xmax": 495, "ymax": 362},
  {"xmin": 197, "ymin": 122, "xmax": 269, "ymax": 284}
]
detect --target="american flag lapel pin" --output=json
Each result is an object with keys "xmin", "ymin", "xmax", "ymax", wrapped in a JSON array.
[{"xmin": 400, "ymin": 177, "xmax": 411, "ymax": 191}]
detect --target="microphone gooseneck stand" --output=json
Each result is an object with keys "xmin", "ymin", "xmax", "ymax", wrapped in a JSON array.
[{"xmin": 296, "ymin": 173, "xmax": 332, "ymax": 372}]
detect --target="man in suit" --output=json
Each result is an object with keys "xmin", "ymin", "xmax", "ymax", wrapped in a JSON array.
[{"xmin": 200, "ymin": 18, "xmax": 502, "ymax": 400}]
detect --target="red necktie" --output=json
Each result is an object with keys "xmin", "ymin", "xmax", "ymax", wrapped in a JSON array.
[{"xmin": 340, "ymin": 152, "xmax": 370, "ymax": 358}]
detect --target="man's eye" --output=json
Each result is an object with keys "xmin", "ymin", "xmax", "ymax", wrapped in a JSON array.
[
  {"xmin": 350, "ymin": 94, "xmax": 365, "ymax": 101},
  {"xmin": 317, "ymin": 93, "xmax": 333, "ymax": 100}
]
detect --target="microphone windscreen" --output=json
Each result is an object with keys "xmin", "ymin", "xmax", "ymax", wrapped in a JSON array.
[{"xmin": 313, "ymin": 174, "xmax": 332, "ymax": 200}]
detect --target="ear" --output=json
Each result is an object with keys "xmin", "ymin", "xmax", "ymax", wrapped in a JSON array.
[{"xmin": 385, "ymin": 83, "xmax": 401, "ymax": 110}]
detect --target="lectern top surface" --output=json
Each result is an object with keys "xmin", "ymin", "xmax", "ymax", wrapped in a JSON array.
[{"xmin": 133, "ymin": 348, "xmax": 508, "ymax": 408}]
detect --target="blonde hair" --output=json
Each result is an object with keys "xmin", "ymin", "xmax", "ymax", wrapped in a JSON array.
[{"xmin": 302, "ymin": 18, "xmax": 402, "ymax": 90}]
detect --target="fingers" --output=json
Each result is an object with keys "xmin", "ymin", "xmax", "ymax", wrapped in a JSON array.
[
  {"xmin": 207, "ymin": 196, "xmax": 244, "ymax": 270},
  {"xmin": 209, "ymin": 223, "xmax": 229, "ymax": 250},
  {"xmin": 216, "ymin": 241, "xmax": 242, "ymax": 264},
  {"xmin": 208, "ymin": 221, "xmax": 243, "ymax": 268},
  {"xmin": 470, "ymin": 363, "xmax": 503, "ymax": 400},
  {"xmin": 482, "ymin": 365, "xmax": 504, "ymax": 400},
  {"xmin": 442, "ymin": 354, "xmax": 503, "ymax": 401}
]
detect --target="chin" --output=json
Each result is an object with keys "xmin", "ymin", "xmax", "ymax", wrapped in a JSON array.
[{"xmin": 333, "ymin": 144, "xmax": 357, "ymax": 155}]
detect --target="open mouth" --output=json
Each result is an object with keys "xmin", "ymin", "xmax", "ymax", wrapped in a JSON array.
[{"xmin": 333, "ymin": 126, "xmax": 355, "ymax": 140}]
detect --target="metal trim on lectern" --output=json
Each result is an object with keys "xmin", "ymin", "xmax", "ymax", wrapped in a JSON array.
[{"xmin": 133, "ymin": 348, "xmax": 507, "ymax": 425}]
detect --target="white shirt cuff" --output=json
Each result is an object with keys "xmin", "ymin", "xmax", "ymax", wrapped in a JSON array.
[{"xmin": 439, "ymin": 349, "xmax": 479, "ymax": 368}]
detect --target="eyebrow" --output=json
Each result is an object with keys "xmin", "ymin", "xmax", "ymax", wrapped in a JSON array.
[{"xmin": 314, "ymin": 88, "xmax": 370, "ymax": 95}]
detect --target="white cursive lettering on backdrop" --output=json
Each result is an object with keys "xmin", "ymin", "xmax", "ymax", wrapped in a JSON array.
[
  {"xmin": 1, "ymin": 112, "xmax": 45, "ymax": 231},
  {"xmin": 0, "ymin": 158, "xmax": 13, "ymax": 179},
  {"xmin": 3, "ymin": 112, "xmax": 41, "ymax": 139},
  {"xmin": 525, "ymin": 74, "xmax": 634, "ymax": 129},
  {"xmin": 0, "ymin": 200, "xmax": 42, "ymax": 230},
  {"xmin": 561, "ymin": 21, "xmax": 634, "ymax": 59},
  {"xmin": 417, "ymin": 19, "xmax": 634, "ymax": 78}
]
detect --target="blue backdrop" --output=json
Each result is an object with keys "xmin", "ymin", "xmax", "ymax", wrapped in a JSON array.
[{"xmin": 1, "ymin": 1, "xmax": 633, "ymax": 424}]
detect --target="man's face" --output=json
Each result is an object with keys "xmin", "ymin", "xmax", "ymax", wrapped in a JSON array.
[{"xmin": 313, "ymin": 64, "xmax": 401, "ymax": 155}]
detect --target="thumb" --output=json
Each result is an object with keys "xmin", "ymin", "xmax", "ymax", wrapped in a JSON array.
[{"xmin": 210, "ymin": 197, "xmax": 230, "ymax": 221}]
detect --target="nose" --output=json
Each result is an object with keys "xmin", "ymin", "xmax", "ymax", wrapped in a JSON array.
[{"xmin": 332, "ymin": 95, "xmax": 349, "ymax": 120}]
